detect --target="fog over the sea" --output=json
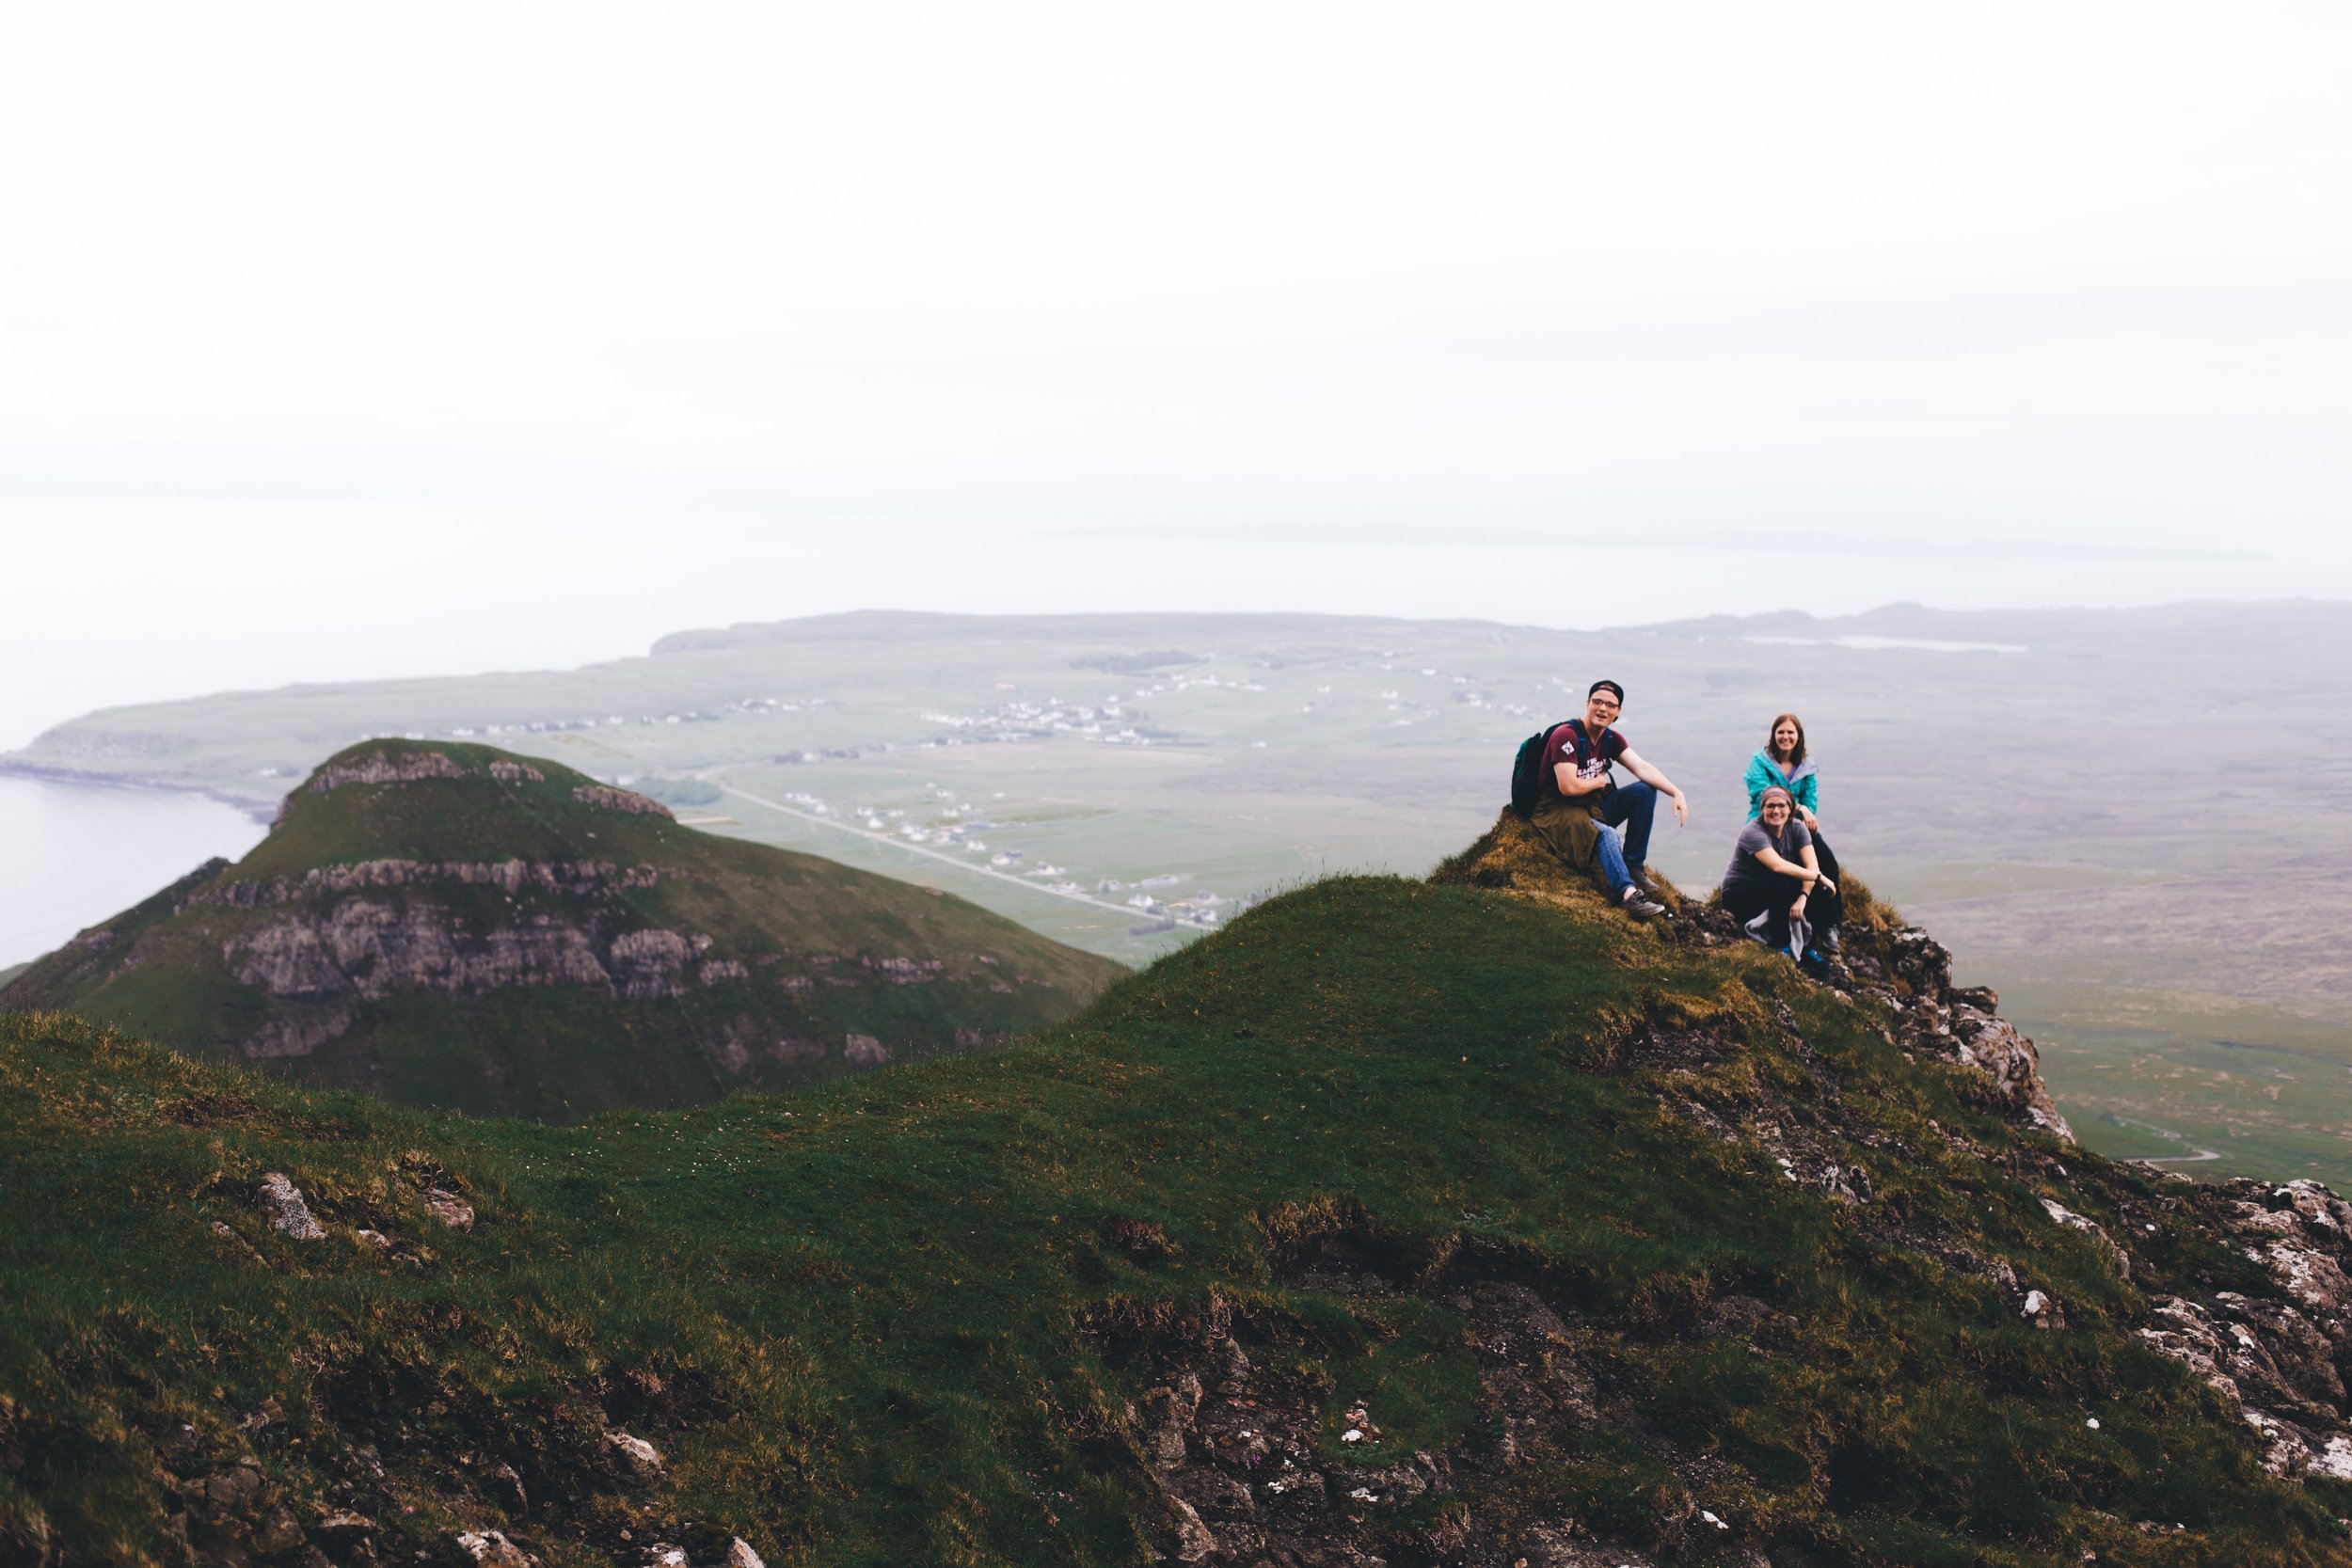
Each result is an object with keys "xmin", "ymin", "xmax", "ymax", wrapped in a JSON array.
[{"xmin": 2, "ymin": 2, "xmax": 2347, "ymax": 748}]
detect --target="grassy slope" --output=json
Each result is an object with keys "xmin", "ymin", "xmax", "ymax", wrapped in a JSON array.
[
  {"xmin": 1, "ymin": 741, "xmax": 1122, "ymax": 1119},
  {"xmin": 3, "ymin": 875, "xmax": 2345, "ymax": 1566}
]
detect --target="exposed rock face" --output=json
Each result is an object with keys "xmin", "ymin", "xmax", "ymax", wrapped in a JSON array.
[
  {"xmin": 213, "ymin": 888, "xmax": 776, "ymax": 1057},
  {"xmin": 608, "ymin": 927, "xmax": 695, "ymax": 998},
  {"xmin": 1924, "ymin": 983, "xmax": 2074, "ymax": 1142},
  {"xmin": 226, "ymin": 903, "xmax": 618, "ymax": 1004},
  {"xmin": 2133, "ymin": 1178, "xmax": 2352, "ymax": 1481},
  {"xmin": 307, "ymin": 750, "xmax": 466, "ymax": 794},
  {"xmin": 572, "ymin": 784, "xmax": 673, "ymax": 818},
  {"xmin": 1772, "ymin": 922, "xmax": 2073, "ymax": 1144},
  {"xmin": 194, "ymin": 858, "xmax": 659, "ymax": 910},
  {"xmin": 1089, "ymin": 1256, "xmax": 1691, "ymax": 1566},
  {"xmin": 864, "ymin": 955, "xmax": 943, "ymax": 984},
  {"xmin": 244, "ymin": 1001, "xmax": 358, "ymax": 1060},
  {"xmin": 605, "ymin": 1429, "xmax": 663, "ymax": 1481},
  {"xmin": 255, "ymin": 1173, "xmax": 325, "ymax": 1241}
]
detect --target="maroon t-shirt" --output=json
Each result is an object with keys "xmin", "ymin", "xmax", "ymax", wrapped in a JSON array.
[{"xmin": 1538, "ymin": 720, "xmax": 1625, "ymax": 799}]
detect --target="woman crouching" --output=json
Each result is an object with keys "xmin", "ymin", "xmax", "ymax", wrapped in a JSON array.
[
  {"xmin": 1744, "ymin": 711, "xmax": 1846, "ymax": 956},
  {"xmin": 1721, "ymin": 785, "xmax": 1840, "ymax": 963}
]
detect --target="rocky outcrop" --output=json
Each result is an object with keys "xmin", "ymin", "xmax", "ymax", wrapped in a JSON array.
[
  {"xmin": 1088, "ymin": 1255, "xmax": 1730, "ymax": 1566},
  {"xmin": 1747, "ymin": 920, "xmax": 2074, "ymax": 1144},
  {"xmin": 256, "ymin": 1174, "xmax": 325, "ymax": 1241},
  {"xmin": 1439, "ymin": 814, "xmax": 2076, "ymax": 1148},
  {"xmin": 216, "ymin": 895, "xmax": 766, "ymax": 1038},
  {"xmin": 226, "ymin": 904, "xmax": 617, "ymax": 1002},
  {"xmin": 305, "ymin": 750, "xmax": 466, "ymax": 794},
  {"xmin": 605, "ymin": 1430, "xmax": 663, "ymax": 1481},
  {"xmin": 608, "ymin": 927, "xmax": 696, "ymax": 998},
  {"xmin": 243, "ymin": 1001, "xmax": 359, "ymax": 1060},
  {"xmin": 421, "ymin": 1185, "xmax": 475, "ymax": 1230},
  {"xmin": 2128, "ymin": 1177, "xmax": 2352, "ymax": 1481},
  {"xmin": 1433, "ymin": 811, "xmax": 2352, "ymax": 1505},
  {"xmin": 192, "ymin": 858, "xmax": 658, "ymax": 910},
  {"xmin": 863, "ymin": 955, "xmax": 943, "ymax": 984},
  {"xmin": 455, "ymin": 1528, "xmax": 536, "ymax": 1567},
  {"xmin": 572, "ymin": 784, "xmax": 673, "ymax": 818}
]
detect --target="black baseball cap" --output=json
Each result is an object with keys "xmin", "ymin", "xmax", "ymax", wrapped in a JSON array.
[{"xmin": 1588, "ymin": 680, "xmax": 1625, "ymax": 703}]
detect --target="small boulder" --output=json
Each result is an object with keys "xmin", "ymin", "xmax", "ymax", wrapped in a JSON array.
[
  {"xmin": 257, "ymin": 1173, "xmax": 326, "ymax": 1241},
  {"xmin": 2020, "ymin": 1290, "xmax": 2066, "ymax": 1330},
  {"xmin": 204, "ymin": 1463, "xmax": 264, "ymax": 1507},
  {"xmin": 422, "ymin": 1186, "xmax": 475, "ymax": 1230},
  {"xmin": 455, "ymin": 1529, "xmax": 535, "ymax": 1568},
  {"xmin": 726, "ymin": 1541, "xmax": 766, "ymax": 1568},
  {"xmin": 254, "ymin": 1509, "xmax": 304, "ymax": 1553},
  {"xmin": 314, "ymin": 1511, "xmax": 375, "ymax": 1544},
  {"xmin": 606, "ymin": 1428, "xmax": 664, "ymax": 1481},
  {"xmin": 1165, "ymin": 1496, "xmax": 1217, "ymax": 1563}
]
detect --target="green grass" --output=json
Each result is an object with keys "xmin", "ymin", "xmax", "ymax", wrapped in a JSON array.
[{"xmin": 1, "ymin": 874, "xmax": 2344, "ymax": 1566}]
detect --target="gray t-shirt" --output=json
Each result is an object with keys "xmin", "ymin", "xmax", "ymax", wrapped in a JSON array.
[{"xmin": 1722, "ymin": 817, "xmax": 1813, "ymax": 902}]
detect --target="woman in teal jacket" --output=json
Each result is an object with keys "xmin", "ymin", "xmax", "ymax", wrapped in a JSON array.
[{"xmin": 1743, "ymin": 714, "xmax": 1843, "ymax": 955}]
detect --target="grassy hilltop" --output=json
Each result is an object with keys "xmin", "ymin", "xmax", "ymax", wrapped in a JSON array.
[
  {"xmin": 0, "ymin": 740, "xmax": 1120, "ymax": 1120},
  {"xmin": 5, "ymin": 836, "xmax": 2350, "ymax": 1567}
]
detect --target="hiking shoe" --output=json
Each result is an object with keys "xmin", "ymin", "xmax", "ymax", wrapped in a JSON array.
[
  {"xmin": 1620, "ymin": 887, "xmax": 1666, "ymax": 922},
  {"xmin": 1629, "ymin": 864, "xmax": 1662, "ymax": 895}
]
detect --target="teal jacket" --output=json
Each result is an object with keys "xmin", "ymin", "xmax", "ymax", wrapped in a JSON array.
[{"xmin": 1744, "ymin": 751, "xmax": 1819, "ymax": 820}]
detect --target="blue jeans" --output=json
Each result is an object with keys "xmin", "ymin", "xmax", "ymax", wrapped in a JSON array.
[
  {"xmin": 1598, "ymin": 781, "xmax": 1658, "ymax": 871},
  {"xmin": 1593, "ymin": 822, "xmax": 1633, "ymax": 898}
]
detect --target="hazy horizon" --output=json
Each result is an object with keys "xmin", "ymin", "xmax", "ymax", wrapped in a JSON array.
[
  {"xmin": 7, "ymin": 577, "xmax": 2344, "ymax": 755},
  {"xmin": 6, "ymin": 3, "xmax": 2348, "ymax": 746}
]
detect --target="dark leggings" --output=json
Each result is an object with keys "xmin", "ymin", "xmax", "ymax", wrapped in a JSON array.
[{"xmin": 1724, "ymin": 832, "xmax": 1844, "ymax": 951}]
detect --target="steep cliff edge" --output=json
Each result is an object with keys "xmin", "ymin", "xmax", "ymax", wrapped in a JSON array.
[
  {"xmin": 6, "ymin": 834, "xmax": 2352, "ymax": 1566},
  {"xmin": 0, "ymin": 739, "xmax": 1121, "ymax": 1119}
]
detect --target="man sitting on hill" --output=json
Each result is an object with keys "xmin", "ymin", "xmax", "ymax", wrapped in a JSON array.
[{"xmin": 1528, "ymin": 680, "xmax": 1690, "ymax": 921}]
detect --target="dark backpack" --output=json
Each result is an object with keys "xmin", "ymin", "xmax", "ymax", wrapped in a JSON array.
[
  {"xmin": 1509, "ymin": 720, "xmax": 1613, "ymax": 817},
  {"xmin": 1510, "ymin": 721, "xmax": 1568, "ymax": 817}
]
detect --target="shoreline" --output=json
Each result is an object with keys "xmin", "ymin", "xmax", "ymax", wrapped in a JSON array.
[{"xmin": 0, "ymin": 758, "xmax": 279, "ymax": 824}]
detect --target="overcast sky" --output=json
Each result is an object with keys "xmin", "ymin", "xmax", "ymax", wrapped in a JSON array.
[{"xmin": 3, "ymin": 2, "xmax": 2347, "ymax": 748}]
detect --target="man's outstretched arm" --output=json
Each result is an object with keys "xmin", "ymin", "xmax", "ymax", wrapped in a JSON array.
[{"xmin": 1615, "ymin": 746, "xmax": 1690, "ymax": 825}]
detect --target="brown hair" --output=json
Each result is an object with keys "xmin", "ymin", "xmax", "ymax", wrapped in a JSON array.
[{"xmin": 1767, "ymin": 712, "xmax": 1806, "ymax": 767}]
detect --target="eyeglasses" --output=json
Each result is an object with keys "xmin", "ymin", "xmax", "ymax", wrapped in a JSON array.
[{"xmin": 1588, "ymin": 696, "xmax": 1621, "ymax": 712}]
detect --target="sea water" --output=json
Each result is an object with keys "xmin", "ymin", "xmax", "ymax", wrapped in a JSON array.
[{"xmin": 0, "ymin": 776, "xmax": 267, "ymax": 971}]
